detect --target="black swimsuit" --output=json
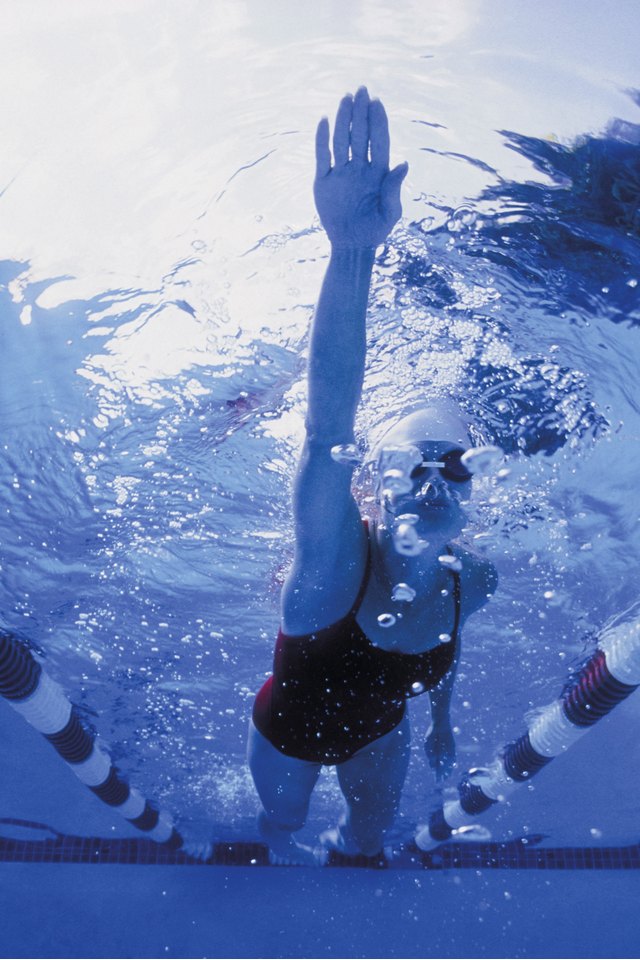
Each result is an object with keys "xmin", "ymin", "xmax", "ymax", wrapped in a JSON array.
[{"xmin": 253, "ymin": 523, "xmax": 461, "ymax": 764}]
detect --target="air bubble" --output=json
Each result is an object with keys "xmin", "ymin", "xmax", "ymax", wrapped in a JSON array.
[
  {"xmin": 377, "ymin": 445, "xmax": 422, "ymax": 494},
  {"xmin": 452, "ymin": 825, "xmax": 492, "ymax": 842},
  {"xmin": 382, "ymin": 468, "xmax": 412, "ymax": 494},
  {"xmin": 377, "ymin": 613, "xmax": 396, "ymax": 628},
  {"xmin": 438, "ymin": 554, "xmax": 463, "ymax": 572},
  {"xmin": 392, "ymin": 583, "xmax": 416, "ymax": 603},
  {"xmin": 590, "ymin": 827, "xmax": 603, "ymax": 839},
  {"xmin": 473, "ymin": 532, "xmax": 495, "ymax": 548},
  {"xmin": 446, "ymin": 205, "xmax": 477, "ymax": 233},
  {"xmin": 393, "ymin": 524, "xmax": 423, "ymax": 556},
  {"xmin": 396, "ymin": 513, "xmax": 419, "ymax": 525},
  {"xmin": 460, "ymin": 445, "xmax": 505, "ymax": 476},
  {"xmin": 411, "ymin": 681, "xmax": 424, "ymax": 694},
  {"xmin": 438, "ymin": 632, "xmax": 452, "ymax": 644},
  {"xmin": 468, "ymin": 766, "xmax": 490, "ymax": 782},
  {"xmin": 330, "ymin": 443, "xmax": 362, "ymax": 466}
]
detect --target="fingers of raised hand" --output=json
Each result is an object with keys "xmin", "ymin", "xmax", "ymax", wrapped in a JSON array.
[
  {"xmin": 333, "ymin": 93, "xmax": 353, "ymax": 167},
  {"xmin": 350, "ymin": 86, "xmax": 370, "ymax": 165},
  {"xmin": 323, "ymin": 89, "xmax": 391, "ymax": 173},
  {"xmin": 369, "ymin": 98, "xmax": 390, "ymax": 171},
  {"xmin": 380, "ymin": 162, "xmax": 408, "ymax": 223},
  {"xmin": 315, "ymin": 117, "xmax": 331, "ymax": 179}
]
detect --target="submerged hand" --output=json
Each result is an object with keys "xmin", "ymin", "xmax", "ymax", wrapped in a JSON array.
[
  {"xmin": 314, "ymin": 86, "xmax": 408, "ymax": 250},
  {"xmin": 425, "ymin": 723, "xmax": 456, "ymax": 782}
]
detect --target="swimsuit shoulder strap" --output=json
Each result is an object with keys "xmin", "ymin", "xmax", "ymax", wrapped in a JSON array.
[
  {"xmin": 450, "ymin": 569, "xmax": 462, "ymax": 641},
  {"xmin": 446, "ymin": 542, "xmax": 462, "ymax": 641},
  {"xmin": 349, "ymin": 518, "xmax": 373, "ymax": 617}
]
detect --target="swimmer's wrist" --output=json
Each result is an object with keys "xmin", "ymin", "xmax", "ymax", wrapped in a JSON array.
[
  {"xmin": 429, "ymin": 705, "xmax": 453, "ymax": 727},
  {"xmin": 329, "ymin": 243, "xmax": 377, "ymax": 262},
  {"xmin": 327, "ymin": 245, "xmax": 376, "ymax": 279},
  {"xmin": 330, "ymin": 240, "xmax": 377, "ymax": 251}
]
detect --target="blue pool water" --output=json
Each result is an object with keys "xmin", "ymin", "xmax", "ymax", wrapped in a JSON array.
[{"xmin": 1, "ymin": 1, "xmax": 640, "ymax": 957}]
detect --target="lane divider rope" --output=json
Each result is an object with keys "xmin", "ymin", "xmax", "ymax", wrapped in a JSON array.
[
  {"xmin": 416, "ymin": 614, "xmax": 640, "ymax": 850},
  {"xmin": 0, "ymin": 629, "xmax": 185, "ymax": 852}
]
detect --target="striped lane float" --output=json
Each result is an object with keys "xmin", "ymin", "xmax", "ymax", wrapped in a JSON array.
[
  {"xmin": 416, "ymin": 614, "xmax": 640, "ymax": 850},
  {"xmin": 0, "ymin": 629, "xmax": 185, "ymax": 851}
]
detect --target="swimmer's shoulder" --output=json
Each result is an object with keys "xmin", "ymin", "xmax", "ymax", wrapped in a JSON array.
[{"xmin": 452, "ymin": 542, "xmax": 498, "ymax": 618}]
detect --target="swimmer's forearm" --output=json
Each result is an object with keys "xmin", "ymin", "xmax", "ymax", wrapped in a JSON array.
[
  {"xmin": 428, "ymin": 657, "xmax": 458, "ymax": 725},
  {"xmin": 305, "ymin": 246, "xmax": 375, "ymax": 443},
  {"xmin": 429, "ymin": 683, "xmax": 453, "ymax": 725}
]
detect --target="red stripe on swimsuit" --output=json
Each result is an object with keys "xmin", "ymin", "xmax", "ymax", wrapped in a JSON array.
[{"xmin": 253, "ymin": 522, "xmax": 461, "ymax": 764}]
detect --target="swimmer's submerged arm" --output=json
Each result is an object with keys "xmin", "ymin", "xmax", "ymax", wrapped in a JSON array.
[
  {"xmin": 424, "ymin": 638, "xmax": 460, "ymax": 781},
  {"xmin": 428, "ymin": 652, "xmax": 458, "ymax": 727},
  {"xmin": 424, "ymin": 562, "xmax": 498, "ymax": 779}
]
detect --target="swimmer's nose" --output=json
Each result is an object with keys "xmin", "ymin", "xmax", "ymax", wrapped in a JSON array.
[
  {"xmin": 421, "ymin": 481, "xmax": 438, "ymax": 501},
  {"xmin": 418, "ymin": 477, "xmax": 454, "ymax": 505}
]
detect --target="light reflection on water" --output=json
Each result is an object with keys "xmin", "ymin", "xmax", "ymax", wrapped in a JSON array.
[{"xmin": 1, "ymin": 0, "xmax": 639, "ymax": 842}]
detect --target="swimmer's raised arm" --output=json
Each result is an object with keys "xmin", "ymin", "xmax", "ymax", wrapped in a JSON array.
[
  {"xmin": 281, "ymin": 87, "xmax": 408, "ymax": 633},
  {"xmin": 306, "ymin": 88, "xmax": 407, "ymax": 446}
]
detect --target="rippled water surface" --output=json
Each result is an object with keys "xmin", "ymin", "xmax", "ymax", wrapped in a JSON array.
[{"xmin": 1, "ymin": 0, "xmax": 639, "ymax": 845}]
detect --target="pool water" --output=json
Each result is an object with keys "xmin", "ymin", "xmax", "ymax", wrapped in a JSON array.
[{"xmin": 1, "ymin": 2, "xmax": 640, "ymax": 956}]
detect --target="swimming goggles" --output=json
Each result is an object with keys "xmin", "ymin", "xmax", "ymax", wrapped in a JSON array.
[{"xmin": 409, "ymin": 447, "xmax": 472, "ymax": 484}]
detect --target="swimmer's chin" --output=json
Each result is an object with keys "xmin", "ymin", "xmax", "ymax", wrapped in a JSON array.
[
  {"xmin": 417, "ymin": 501, "xmax": 464, "ymax": 522},
  {"xmin": 381, "ymin": 500, "xmax": 465, "ymax": 536},
  {"xmin": 415, "ymin": 507, "xmax": 466, "ymax": 539}
]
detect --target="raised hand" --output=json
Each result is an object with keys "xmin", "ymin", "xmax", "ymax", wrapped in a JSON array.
[{"xmin": 313, "ymin": 86, "xmax": 408, "ymax": 251}]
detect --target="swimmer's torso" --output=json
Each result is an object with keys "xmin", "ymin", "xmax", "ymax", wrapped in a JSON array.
[
  {"xmin": 355, "ymin": 539, "xmax": 471, "ymax": 655},
  {"xmin": 252, "ymin": 521, "xmax": 466, "ymax": 763}
]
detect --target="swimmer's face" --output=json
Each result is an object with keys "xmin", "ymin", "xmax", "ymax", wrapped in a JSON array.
[
  {"xmin": 409, "ymin": 441, "xmax": 472, "ymax": 504},
  {"xmin": 375, "ymin": 440, "xmax": 472, "ymax": 523}
]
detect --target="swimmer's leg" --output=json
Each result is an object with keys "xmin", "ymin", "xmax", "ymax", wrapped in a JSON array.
[
  {"xmin": 247, "ymin": 720, "xmax": 324, "ymax": 866},
  {"xmin": 329, "ymin": 712, "xmax": 411, "ymax": 857}
]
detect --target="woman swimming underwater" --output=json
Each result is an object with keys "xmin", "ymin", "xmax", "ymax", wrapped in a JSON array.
[{"xmin": 249, "ymin": 86, "xmax": 497, "ymax": 865}]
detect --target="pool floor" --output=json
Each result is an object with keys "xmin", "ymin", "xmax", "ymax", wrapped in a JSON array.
[{"xmin": 1, "ymin": 861, "xmax": 638, "ymax": 959}]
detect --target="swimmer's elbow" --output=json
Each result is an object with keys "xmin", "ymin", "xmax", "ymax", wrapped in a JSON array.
[
  {"xmin": 484, "ymin": 562, "xmax": 498, "ymax": 597},
  {"xmin": 471, "ymin": 560, "xmax": 498, "ymax": 611}
]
